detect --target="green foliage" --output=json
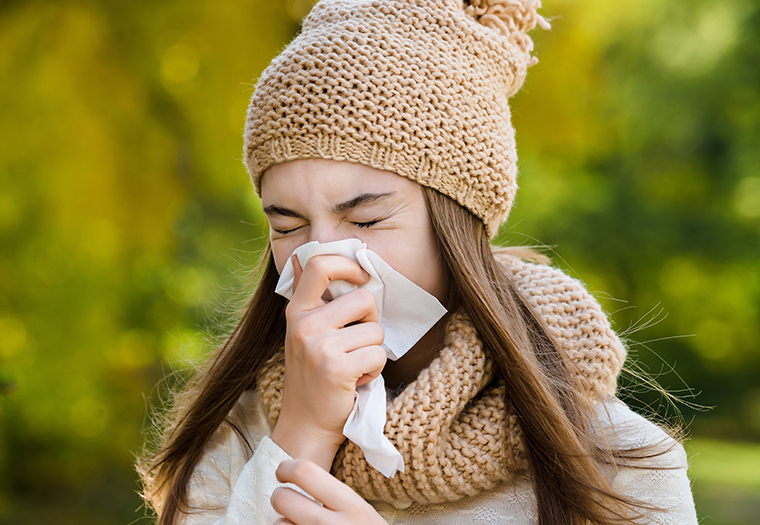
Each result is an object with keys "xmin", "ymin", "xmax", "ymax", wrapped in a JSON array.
[
  {"xmin": 0, "ymin": 0, "xmax": 295, "ymax": 521},
  {"xmin": 501, "ymin": 0, "xmax": 760, "ymax": 439},
  {"xmin": 0, "ymin": 0, "xmax": 758, "ymax": 522},
  {"xmin": 688, "ymin": 439, "xmax": 760, "ymax": 524}
]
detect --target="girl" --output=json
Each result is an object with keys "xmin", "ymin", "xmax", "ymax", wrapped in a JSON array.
[{"xmin": 139, "ymin": 0, "xmax": 699, "ymax": 523}]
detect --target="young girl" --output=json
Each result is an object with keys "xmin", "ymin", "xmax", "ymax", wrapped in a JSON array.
[{"xmin": 140, "ymin": 0, "xmax": 699, "ymax": 523}]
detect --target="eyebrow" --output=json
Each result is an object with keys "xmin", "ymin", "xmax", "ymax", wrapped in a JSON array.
[
  {"xmin": 263, "ymin": 192, "xmax": 394, "ymax": 218},
  {"xmin": 332, "ymin": 192, "xmax": 393, "ymax": 213},
  {"xmin": 262, "ymin": 204, "xmax": 304, "ymax": 218}
]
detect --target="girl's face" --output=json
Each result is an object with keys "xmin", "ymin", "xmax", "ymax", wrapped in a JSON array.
[{"xmin": 261, "ymin": 158, "xmax": 446, "ymax": 304}]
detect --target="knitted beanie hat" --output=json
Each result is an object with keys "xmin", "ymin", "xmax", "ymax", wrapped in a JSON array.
[{"xmin": 244, "ymin": 0, "xmax": 549, "ymax": 237}]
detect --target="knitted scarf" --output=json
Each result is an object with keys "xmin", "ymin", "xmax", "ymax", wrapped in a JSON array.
[{"xmin": 257, "ymin": 257, "xmax": 626, "ymax": 507}]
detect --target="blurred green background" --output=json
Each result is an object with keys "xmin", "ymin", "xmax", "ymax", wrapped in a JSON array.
[{"xmin": 1, "ymin": 0, "xmax": 758, "ymax": 523}]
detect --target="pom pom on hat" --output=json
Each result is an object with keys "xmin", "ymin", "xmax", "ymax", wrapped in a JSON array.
[
  {"xmin": 244, "ymin": 0, "xmax": 549, "ymax": 237},
  {"xmin": 464, "ymin": 0, "xmax": 550, "ymax": 66}
]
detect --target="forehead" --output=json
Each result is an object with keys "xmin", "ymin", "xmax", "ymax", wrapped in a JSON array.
[{"xmin": 260, "ymin": 159, "xmax": 417, "ymax": 205}]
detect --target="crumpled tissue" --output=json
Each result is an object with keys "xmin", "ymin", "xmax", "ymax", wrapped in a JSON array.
[{"xmin": 275, "ymin": 238, "xmax": 447, "ymax": 477}]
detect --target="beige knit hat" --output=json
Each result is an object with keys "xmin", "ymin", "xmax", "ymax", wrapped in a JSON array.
[{"xmin": 244, "ymin": 0, "xmax": 549, "ymax": 236}]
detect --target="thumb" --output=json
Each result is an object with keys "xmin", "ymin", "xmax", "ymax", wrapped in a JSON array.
[{"xmin": 292, "ymin": 254, "xmax": 303, "ymax": 292}]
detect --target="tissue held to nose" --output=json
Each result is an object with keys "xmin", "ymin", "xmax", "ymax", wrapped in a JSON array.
[{"xmin": 274, "ymin": 239, "xmax": 447, "ymax": 477}]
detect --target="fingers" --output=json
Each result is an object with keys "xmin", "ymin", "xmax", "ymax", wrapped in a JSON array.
[
  {"xmin": 275, "ymin": 459, "xmax": 361, "ymax": 511},
  {"xmin": 277, "ymin": 252, "xmax": 385, "ymax": 455},
  {"xmin": 287, "ymin": 326, "xmax": 385, "ymax": 385},
  {"xmin": 287, "ymin": 289, "xmax": 382, "ymax": 357},
  {"xmin": 290, "ymin": 255, "xmax": 370, "ymax": 311},
  {"xmin": 271, "ymin": 486, "xmax": 326, "ymax": 525},
  {"xmin": 356, "ymin": 369, "xmax": 382, "ymax": 387},
  {"xmin": 271, "ymin": 462, "xmax": 388, "ymax": 525},
  {"xmin": 330, "ymin": 321, "xmax": 384, "ymax": 355},
  {"xmin": 288, "ymin": 317, "xmax": 384, "ymax": 373},
  {"xmin": 292, "ymin": 288, "xmax": 380, "ymax": 333},
  {"xmin": 334, "ymin": 287, "xmax": 380, "ymax": 325},
  {"xmin": 345, "ymin": 345, "xmax": 387, "ymax": 386}
]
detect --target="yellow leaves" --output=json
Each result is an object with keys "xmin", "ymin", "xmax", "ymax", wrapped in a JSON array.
[
  {"xmin": 106, "ymin": 330, "xmax": 156, "ymax": 371},
  {"xmin": 227, "ymin": 97, "xmax": 250, "ymax": 135},
  {"xmin": 0, "ymin": 191, "xmax": 22, "ymax": 234},
  {"xmin": 82, "ymin": 219, "xmax": 122, "ymax": 262},
  {"xmin": 161, "ymin": 41, "xmax": 201, "ymax": 86},
  {"xmin": 157, "ymin": 34, "xmax": 207, "ymax": 100},
  {"xmin": 285, "ymin": 0, "xmax": 318, "ymax": 22},
  {"xmin": 650, "ymin": 1, "xmax": 746, "ymax": 77},
  {"xmin": 165, "ymin": 266, "xmax": 216, "ymax": 307},
  {"xmin": 641, "ymin": 164, "xmax": 710, "ymax": 209},
  {"xmin": 734, "ymin": 176, "xmax": 760, "ymax": 220},
  {"xmin": 546, "ymin": 0, "xmax": 661, "ymax": 45},
  {"xmin": 0, "ymin": 317, "xmax": 29, "ymax": 359},
  {"xmin": 693, "ymin": 318, "xmax": 735, "ymax": 363},
  {"xmin": 513, "ymin": 4, "xmax": 613, "ymax": 157},
  {"xmin": 70, "ymin": 398, "xmax": 109, "ymax": 438},
  {"xmin": 659, "ymin": 257, "xmax": 760, "ymax": 369},
  {"xmin": 659, "ymin": 258, "xmax": 706, "ymax": 300},
  {"xmin": 161, "ymin": 328, "xmax": 208, "ymax": 365},
  {"xmin": 0, "ymin": 0, "xmax": 292, "ymax": 518}
]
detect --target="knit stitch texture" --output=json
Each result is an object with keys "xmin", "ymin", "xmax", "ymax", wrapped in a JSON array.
[
  {"xmin": 257, "ymin": 254, "xmax": 626, "ymax": 506},
  {"xmin": 244, "ymin": 0, "xmax": 549, "ymax": 236}
]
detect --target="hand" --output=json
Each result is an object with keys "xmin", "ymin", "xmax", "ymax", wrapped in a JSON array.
[
  {"xmin": 271, "ymin": 254, "xmax": 387, "ymax": 470},
  {"xmin": 271, "ymin": 459, "xmax": 387, "ymax": 525}
]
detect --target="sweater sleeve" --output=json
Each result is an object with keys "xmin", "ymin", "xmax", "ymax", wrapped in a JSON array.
[
  {"xmin": 177, "ymin": 392, "xmax": 291, "ymax": 525},
  {"xmin": 594, "ymin": 398, "xmax": 698, "ymax": 524}
]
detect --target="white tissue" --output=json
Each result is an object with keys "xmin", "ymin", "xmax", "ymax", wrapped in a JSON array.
[{"xmin": 275, "ymin": 239, "xmax": 447, "ymax": 477}]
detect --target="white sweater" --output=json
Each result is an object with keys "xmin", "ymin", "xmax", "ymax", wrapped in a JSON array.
[{"xmin": 177, "ymin": 392, "xmax": 698, "ymax": 525}]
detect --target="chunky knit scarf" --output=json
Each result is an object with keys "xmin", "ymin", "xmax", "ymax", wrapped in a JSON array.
[{"xmin": 257, "ymin": 256, "xmax": 626, "ymax": 507}]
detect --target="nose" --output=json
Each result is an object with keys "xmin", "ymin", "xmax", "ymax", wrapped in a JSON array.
[{"xmin": 308, "ymin": 222, "xmax": 353, "ymax": 245}]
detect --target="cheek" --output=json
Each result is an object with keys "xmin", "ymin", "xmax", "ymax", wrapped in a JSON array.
[
  {"xmin": 412, "ymin": 247, "xmax": 447, "ymax": 302},
  {"xmin": 381, "ymin": 228, "xmax": 445, "ymax": 302},
  {"xmin": 270, "ymin": 238, "xmax": 298, "ymax": 275},
  {"xmin": 413, "ymin": 216, "xmax": 445, "ymax": 299}
]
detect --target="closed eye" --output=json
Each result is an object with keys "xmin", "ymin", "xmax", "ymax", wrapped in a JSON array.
[
  {"xmin": 352, "ymin": 220, "xmax": 381, "ymax": 229},
  {"xmin": 272, "ymin": 225, "xmax": 303, "ymax": 235}
]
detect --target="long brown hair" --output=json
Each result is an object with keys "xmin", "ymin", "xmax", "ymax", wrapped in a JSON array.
[{"xmin": 139, "ymin": 187, "xmax": 668, "ymax": 524}]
